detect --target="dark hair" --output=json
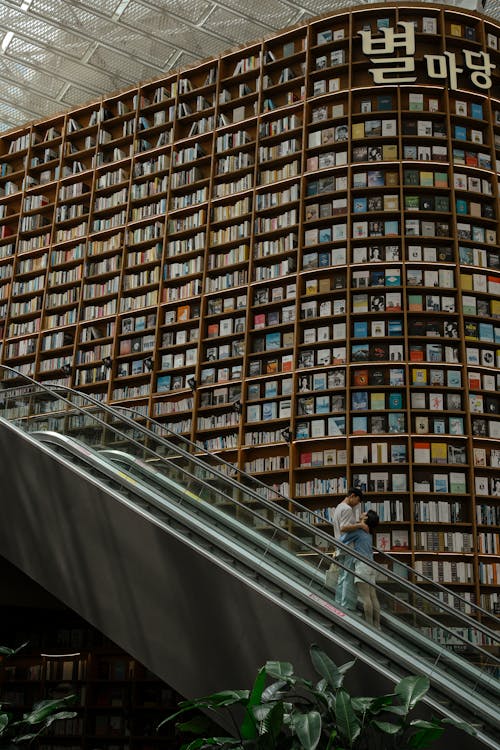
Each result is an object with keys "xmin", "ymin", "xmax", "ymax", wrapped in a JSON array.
[
  {"xmin": 365, "ymin": 509, "xmax": 379, "ymax": 530},
  {"xmin": 349, "ymin": 486, "xmax": 363, "ymax": 500}
]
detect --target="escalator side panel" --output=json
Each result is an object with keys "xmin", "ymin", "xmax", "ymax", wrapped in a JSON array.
[{"xmin": 0, "ymin": 421, "xmax": 388, "ymax": 701}]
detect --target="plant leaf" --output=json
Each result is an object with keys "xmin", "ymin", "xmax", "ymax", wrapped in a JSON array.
[
  {"xmin": 158, "ymin": 691, "xmax": 249, "ymax": 729},
  {"xmin": 253, "ymin": 704, "xmax": 273, "ymax": 724},
  {"xmin": 261, "ymin": 680, "xmax": 287, "ymax": 702},
  {"xmin": 351, "ymin": 695, "xmax": 394, "ymax": 715},
  {"xmin": 382, "ymin": 705, "xmax": 407, "ymax": 716},
  {"xmin": 22, "ymin": 696, "xmax": 77, "ymax": 724},
  {"xmin": 293, "ymin": 711, "xmax": 322, "ymax": 750},
  {"xmin": 0, "ymin": 642, "xmax": 29, "ymax": 657},
  {"xmin": 0, "ymin": 713, "xmax": 10, "ymax": 734},
  {"xmin": 338, "ymin": 660, "xmax": 356, "ymax": 675},
  {"xmin": 263, "ymin": 701, "xmax": 284, "ymax": 741},
  {"xmin": 371, "ymin": 720, "xmax": 402, "ymax": 734},
  {"xmin": 13, "ymin": 732, "xmax": 39, "ymax": 742},
  {"xmin": 240, "ymin": 668, "xmax": 266, "ymax": 740},
  {"xmin": 315, "ymin": 678, "xmax": 328, "ymax": 693},
  {"xmin": 44, "ymin": 711, "xmax": 77, "ymax": 727},
  {"xmin": 395, "ymin": 676, "xmax": 429, "ymax": 713},
  {"xmin": 310, "ymin": 646, "xmax": 343, "ymax": 690},
  {"xmin": 265, "ymin": 661, "xmax": 294, "ymax": 680},
  {"xmin": 334, "ymin": 689, "xmax": 361, "ymax": 747},
  {"xmin": 408, "ymin": 722, "xmax": 444, "ymax": 748},
  {"xmin": 182, "ymin": 738, "xmax": 239, "ymax": 749},
  {"xmin": 176, "ymin": 715, "xmax": 215, "ymax": 734}
]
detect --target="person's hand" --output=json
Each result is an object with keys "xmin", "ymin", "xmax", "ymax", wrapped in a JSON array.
[{"xmin": 359, "ymin": 521, "xmax": 369, "ymax": 533}]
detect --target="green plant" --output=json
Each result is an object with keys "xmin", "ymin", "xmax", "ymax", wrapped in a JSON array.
[
  {"xmin": 160, "ymin": 645, "xmax": 475, "ymax": 750},
  {"xmin": 0, "ymin": 645, "xmax": 77, "ymax": 746}
]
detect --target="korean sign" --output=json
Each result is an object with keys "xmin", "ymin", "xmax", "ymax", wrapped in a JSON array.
[{"xmin": 358, "ymin": 21, "xmax": 495, "ymax": 90}]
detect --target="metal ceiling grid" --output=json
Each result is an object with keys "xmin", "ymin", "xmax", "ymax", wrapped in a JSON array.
[{"xmin": 0, "ymin": 0, "xmax": 498, "ymax": 132}]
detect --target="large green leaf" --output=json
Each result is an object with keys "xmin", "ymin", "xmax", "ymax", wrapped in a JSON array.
[
  {"xmin": 263, "ymin": 701, "xmax": 284, "ymax": 741},
  {"xmin": 371, "ymin": 720, "xmax": 402, "ymax": 734},
  {"xmin": 315, "ymin": 678, "xmax": 328, "ymax": 693},
  {"xmin": 395, "ymin": 676, "xmax": 429, "ymax": 713},
  {"xmin": 261, "ymin": 680, "xmax": 288, "ymax": 703},
  {"xmin": 265, "ymin": 661, "xmax": 294, "ymax": 680},
  {"xmin": 253, "ymin": 705, "xmax": 274, "ymax": 724},
  {"xmin": 407, "ymin": 720, "xmax": 444, "ymax": 749},
  {"xmin": 0, "ymin": 713, "xmax": 10, "ymax": 734},
  {"xmin": 158, "ymin": 691, "xmax": 249, "ymax": 729},
  {"xmin": 241, "ymin": 668, "xmax": 266, "ymax": 740},
  {"xmin": 310, "ymin": 646, "xmax": 343, "ymax": 690},
  {"xmin": 44, "ymin": 711, "xmax": 78, "ymax": 727},
  {"xmin": 182, "ymin": 737, "xmax": 240, "ymax": 750},
  {"xmin": 21, "ymin": 696, "xmax": 77, "ymax": 724},
  {"xmin": 12, "ymin": 731, "xmax": 40, "ymax": 742},
  {"xmin": 176, "ymin": 715, "xmax": 216, "ymax": 734},
  {"xmin": 293, "ymin": 711, "xmax": 322, "ymax": 750},
  {"xmin": 334, "ymin": 690, "xmax": 361, "ymax": 747},
  {"xmin": 0, "ymin": 642, "xmax": 29, "ymax": 657},
  {"xmin": 351, "ymin": 695, "xmax": 394, "ymax": 715},
  {"xmin": 201, "ymin": 691, "xmax": 250, "ymax": 707},
  {"xmin": 338, "ymin": 661, "xmax": 356, "ymax": 676}
]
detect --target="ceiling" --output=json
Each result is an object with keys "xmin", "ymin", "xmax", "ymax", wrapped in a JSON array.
[{"xmin": 0, "ymin": 0, "xmax": 498, "ymax": 134}]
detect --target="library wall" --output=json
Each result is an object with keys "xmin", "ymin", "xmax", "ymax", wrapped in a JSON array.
[{"xmin": 0, "ymin": 2, "xmax": 499, "ymax": 613}]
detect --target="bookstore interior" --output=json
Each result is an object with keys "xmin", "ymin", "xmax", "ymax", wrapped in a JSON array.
[
  {"xmin": 0, "ymin": 0, "xmax": 499, "ymax": 606},
  {"xmin": 0, "ymin": 0, "xmax": 499, "ymax": 731}
]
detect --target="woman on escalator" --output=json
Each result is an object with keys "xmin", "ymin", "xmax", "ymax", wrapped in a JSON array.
[{"xmin": 340, "ymin": 509, "xmax": 381, "ymax": 629}]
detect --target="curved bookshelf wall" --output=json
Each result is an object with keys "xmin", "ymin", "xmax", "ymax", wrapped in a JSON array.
[{"xmin": 0, "ymin": 2, "xmax": 499, "ymax": 615}]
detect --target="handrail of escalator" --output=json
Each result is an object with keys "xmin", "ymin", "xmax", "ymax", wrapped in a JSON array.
[
  {"xmin": 1, "ymin": 367, "xmax": 498, "ymax": 640},
  {"xmin": 0, "ymin": 366, "xmax": 498, "ymax": 645},
  {"xmin": 13, "ymin": 430, "xmax": 500, "ymax": 747},
  {"xmin": 111, "ymin": 401, "xmax": 500, "ymax": 625},
  {"xmin": 5, "ymin": 415, "xmax": 500, "ymax": 708},
  {"xmin": 39, "ymin": 380, "xmax": 500, "ymax": 632},
  {"xmin": 29, "ymin": 428, "xmax": 500, "ymax": 690},
  {"xmin": 43, "ymin": 379, "xmax": 499, "ymax": 631}
]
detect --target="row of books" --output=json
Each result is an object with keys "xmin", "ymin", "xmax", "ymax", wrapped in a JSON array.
[
  {"xmin": 476, "ymin": 453, "xmax": 499, "ymax": 489},
  {"xmin": 413, "ymin": 500, "xmax": 465, "ymax": 523},
  {"xmin": 413, "ymin": 442, "xmax": 467, "ymax": 464},
  {"xmin": 353, "ymin": 471, "xmax": 407, "ymax": 492},
  {"xmin": 352, "ymin": 412, "xmax": 405, "ymax": 435},
  {"xmin": 414, "ymin": 531, "xmax": 473, "ymax": 553},
  {"xmin": 414, "ymin": 561, "xmax": 473, "ymax": 584},
  {"xmin": 376, "ymin": 530, "xmax": 409, "ymax": 553},
  {"xmin": 412, "ymin": 415, "xmax": 466, "ymax": 436}
]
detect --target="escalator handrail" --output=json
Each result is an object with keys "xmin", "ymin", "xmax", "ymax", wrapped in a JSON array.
[
  {"xmin": 47, "ymin": 380, "xmax": 500, "ymax": 630},
  {"xmin": 30, "ymin": 427, "xmax": 500, "ymax": 687},
  {"xmin": 0, "ymin": 366, "xmax": 498, "ymax": 645},
  {"xmin": 22, "ymin": 428, "xmax": 500, "ymax": 743}
]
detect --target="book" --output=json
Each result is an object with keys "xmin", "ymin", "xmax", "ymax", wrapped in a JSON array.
[
  {"xmin": 391, "ymin": 530, "xmax": 409, "ymax": 551},
  {"xmin": 352, "ymin": 415, "xmax": 368, "ymax": 435}
]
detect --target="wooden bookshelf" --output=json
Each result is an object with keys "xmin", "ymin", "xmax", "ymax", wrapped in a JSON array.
[
  {"xmin": 0, "ymin": 2, "xmax": 499, "ymax": 616},
  {"xmin": 0, "ymin": 617, "xmax": 182, "ymax": 750}
]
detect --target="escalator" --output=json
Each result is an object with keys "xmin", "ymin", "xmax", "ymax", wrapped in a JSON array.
[{"xmin": 0, "ymin": 369, "xmax": 498, "ymax": 748}]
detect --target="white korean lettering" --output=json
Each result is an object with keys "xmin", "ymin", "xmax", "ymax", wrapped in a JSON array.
[
  {"xmin": 464, "ymin": 50, "xmax": 495, "ymax": 88},
  {"xmin": 424, "ymin": 51, "xmax": 462, "ymax": 90},
  {"xmin": 359, "ymin": 22, "xmax": 416, "ymax": 83}
]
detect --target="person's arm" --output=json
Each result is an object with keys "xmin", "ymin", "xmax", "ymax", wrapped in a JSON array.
[
  {"xmin": 340, "ymin": 520, "xmax": 368, "ymax": 533},
  {"xmin": 338, "ymin": 507, "xmax": 368, "ymax": 534}
]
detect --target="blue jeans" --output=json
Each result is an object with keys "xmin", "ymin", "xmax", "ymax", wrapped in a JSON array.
[{"xmin": 334, "ymin": 553, "xmax": 357, "ymax": 610}]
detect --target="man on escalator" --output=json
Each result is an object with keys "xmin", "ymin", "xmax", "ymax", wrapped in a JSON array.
[{"xmin": 332, "ymin": 487, "xmax": 368, "ymax": 611}]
